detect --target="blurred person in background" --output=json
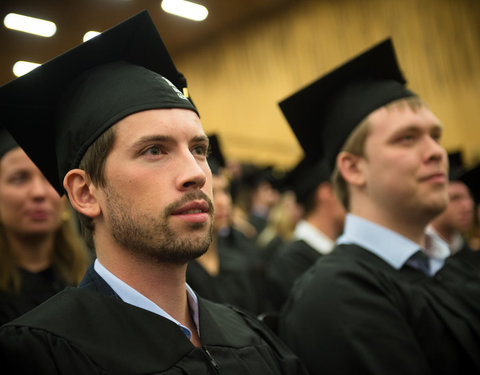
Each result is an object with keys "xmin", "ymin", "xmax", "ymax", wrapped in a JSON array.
[
  {"xmin": 429, "ymin": 152, "xmax": 480, "ymax": 274},
  {"xmin": 231, "ymin": 164, "xmax": 280, "ymax": 240},
  {"xmin": 0, "ymin": 129, "xmax": 90, "ymax": 325},
  {"xmin": 265, "ymin": 158, "xmax": 346, "ymax": 312},
  {"xmin": 256, "ymin": 189, "xmax": 303, "ymax": 261}
]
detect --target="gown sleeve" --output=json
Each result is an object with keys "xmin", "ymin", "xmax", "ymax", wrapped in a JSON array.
[{"xmin": 0, "ymin": 325, "xmax": 105, "ymax": 375}]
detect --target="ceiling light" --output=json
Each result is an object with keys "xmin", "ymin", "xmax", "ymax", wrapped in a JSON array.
[
  {"xmin": 161, "ymin": 0, "xmax": 208, "ymax": 22},
  {"xmin": 83, "ymin": 31, "xmax": 101, "ymax": 42},
  {"xmin": 13, "ymin": 61, "xmax": 41, "ymax": 77},
  {"xmin": 4, "ymin": 13, "xmax": 56, "ymax": 37}
]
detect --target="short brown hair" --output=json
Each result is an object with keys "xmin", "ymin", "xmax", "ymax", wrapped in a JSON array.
[
  {"xmin": 75, "ymin": 125, "xmax": 116, "ymax": 250},
  {"xmin": 332, "ymin": 96, "xmax": 424, "ymax": 210}
]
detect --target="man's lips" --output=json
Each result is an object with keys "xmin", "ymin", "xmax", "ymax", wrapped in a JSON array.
[
  {"xmin": 419, "ymin": 172, "xmax": 446, "ymax": 183},
  {"xmin": 171, "ymin": 200, "xmax": 210, "ymax": 215}
]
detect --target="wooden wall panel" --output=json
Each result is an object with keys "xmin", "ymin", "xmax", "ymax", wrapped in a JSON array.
[{"xmin": 174, "ymin": 0, "xmax": 480, "ymax": 168}]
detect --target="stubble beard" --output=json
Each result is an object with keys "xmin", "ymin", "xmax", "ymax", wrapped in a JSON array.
[{"xmin": 105, "ymin": 186, "xmax": 214, "ymax": 265}]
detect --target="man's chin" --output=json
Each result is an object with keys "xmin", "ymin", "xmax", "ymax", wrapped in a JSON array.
[{"xmin": 425, "ymin": 199, "xmax": 449, "ymax": 219}]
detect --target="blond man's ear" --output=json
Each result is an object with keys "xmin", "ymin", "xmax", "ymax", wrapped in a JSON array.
[
  {"xmin": 63, "ymin": 169, "xmax": 101, "ymax": 219},
  {"xmin": 336, "ymin": 151, "xmax": 366, "ymax": 188}
]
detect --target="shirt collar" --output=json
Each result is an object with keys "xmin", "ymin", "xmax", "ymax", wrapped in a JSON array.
[
  {"xmin": 337, "ymin": 214, "xmax": 449, "ymax": 274},
  {"xmin": 294, "ymin": 220, "xmax": 335, "ymax": 255},
  {"xmin": 426, "ymin": 225, "xmax": 464, "ymax": 255},
  {"xmin": 94, "ymin": 259, "xmax": 199, "ymax": 339}
]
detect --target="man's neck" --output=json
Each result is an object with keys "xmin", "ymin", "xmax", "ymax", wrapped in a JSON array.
[
  {"xmin": 351, "ymin": 206, "xmax": 429, "ymax": 247},
  {"xmin": 306, "ymin": 210, "xmax": 342, "ymax": 241},
  {"xmin": 97, "ymin": 248, "xmax": 195, "ymax": 337}
]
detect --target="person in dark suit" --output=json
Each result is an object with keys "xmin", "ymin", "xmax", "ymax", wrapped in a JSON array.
[
  {"xmin": 265, "ymin": 158, "xmax": 345, "ymax": 311},
  {"xmin": 278, "ymin": 38, "xmax": 480, "ymax": 374},
  {"xmin": 0, "ymin": 11, "xmax": 307, "ymax": 374}
]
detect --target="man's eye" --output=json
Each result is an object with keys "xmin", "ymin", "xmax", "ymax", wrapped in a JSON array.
[
  {"xmin": 431, "ymin": 133, "xmax": 441, "ymax": 143},
  {"xmin": 398, "ymin": 134, "xmax": 415, "ymax": 143},
  {"xmin": 144, "ymin": 146, "xmax": 162, "ymax": 155},
  {"xmin": 192, "ymin": 145, "xmax": 208, "ymax": 156}
]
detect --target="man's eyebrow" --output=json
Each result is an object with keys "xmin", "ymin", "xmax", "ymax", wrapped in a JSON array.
[
  {"xmin": 131, "ymin": 135, "xmax": 173, "ymax": 149},
  {"xmin": 131, "ymin": 135, "xmax": 209, "ymax": 148},
  {"xmin": 394, "ymin": 123, "xmax": 444, "ymax": 133},
  {"xmin": 192, "ymin": 135, "xmax": 209, "ymax": 145}
]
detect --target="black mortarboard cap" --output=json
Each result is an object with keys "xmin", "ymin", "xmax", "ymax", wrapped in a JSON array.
[
  {"xmin": 447, "ymin": 151, "xmax": 466, "ymax": 181},
  {"xmin": 458, "ymin": 164, "xmax": 480, "ymax": 204},
  {"xmin": 445, "ymin": 151, "xmax": 480, "ymax": 203},
  {"xmin": 0, "ymin": 10, "xmax": 197, "ymax": 194},
  {"xmin": 241, "ymin": 165, "xmax": 277, "ymax": 189},
  {"xmin": 279, "ymin": 38, "xmax": 415, "ymax": 171},
  {"xmin": 0, "ymin": 128, "xmax": 19, "ymax": 160},
  {"xmin": 207, "ymin": 134, "xmax": 226, "ymax": 175},
  {"xmin": 282, "ymin": 158, "xmax": 331, "ymax": 206}
]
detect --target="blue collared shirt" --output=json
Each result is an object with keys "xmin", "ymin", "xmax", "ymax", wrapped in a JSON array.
[
  {"xmin": 337, "ymin": 214, "xmax": 450, "ymax": 276},
  {"xmin": 94, "ymin": 259, "xmax": 199, "ymax": 339}
]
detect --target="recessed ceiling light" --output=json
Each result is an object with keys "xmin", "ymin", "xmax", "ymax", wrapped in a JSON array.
[
  {"xmin": 161, "ymin": 0, "xmax": 208, "ymax": 22},
  {"xmin": 83, "ymin": 31, "xmax": 101, "ymax": 42},
  {"xmin": 13, "ymin": 61, "xmax": 41, "ymax": 77},
  {"xmin": 4, "ymin": 13, "xmax": 56, "ymax": 37}
]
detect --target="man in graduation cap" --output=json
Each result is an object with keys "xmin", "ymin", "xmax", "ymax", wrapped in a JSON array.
[
  {"xmin": 277, "ymin": 39, "xmax": 480, "ymax": 374},
  {"xmin": 428, "ymin": 152, "xmax": 480, "ymax": 274},
  {"xmin": 0, "ymin": 11, "xmax": 308, "ymax": 375},
  {"xmin": 265, "ymin": 158, "xmax": 346, "ymax": 312}
]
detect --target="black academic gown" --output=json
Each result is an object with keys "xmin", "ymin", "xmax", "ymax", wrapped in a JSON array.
[
  {"xmin": 0, "ymin": 267, "xmax": 66, "ymax": 326},
  {"xmin": 279, "ymin": 244, "xmax": 480, "ymax": 375},
  {"xmin": 186, "ymin": 248, "xmax": 262, "ymax": 314},
  {"xmin": 451, "ymin": 241, "xmax": 480, "ymax": 276},
  {"xmin": 217, "ymin": 227, "xmax": 259, "ymax": 259},
  {"xmin": 217, "ymin": 228, "xmax": 269, "ymax": 312},
  {"xmin": 249, "ymin": 212, "xmax": 268, "ymax": 238},
  {"xmin": 0, "ymin": 266, "xmax": 308, "ymax": 375},
  {"xmin": 266, "ymin": 240, "xmax": 320, "ymax": 312}
]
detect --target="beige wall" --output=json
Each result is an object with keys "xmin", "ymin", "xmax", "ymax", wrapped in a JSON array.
[{"xmin": 174, "ymin": 0, "xmax": 480, "ymax": 169}]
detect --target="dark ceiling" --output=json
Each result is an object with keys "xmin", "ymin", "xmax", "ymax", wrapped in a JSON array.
[{"xmin": 0, "ymin": 0, "xmax": 292, "ymax": 85}]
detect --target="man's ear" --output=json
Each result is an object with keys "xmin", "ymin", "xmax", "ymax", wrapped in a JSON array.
[
  {"xmin": 63, "ymin": 169, "xmax": 101, "ymax": 218},
  {"xmin": 337, "ymin": 151, "xmax": 366, "ymax": 188}
]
